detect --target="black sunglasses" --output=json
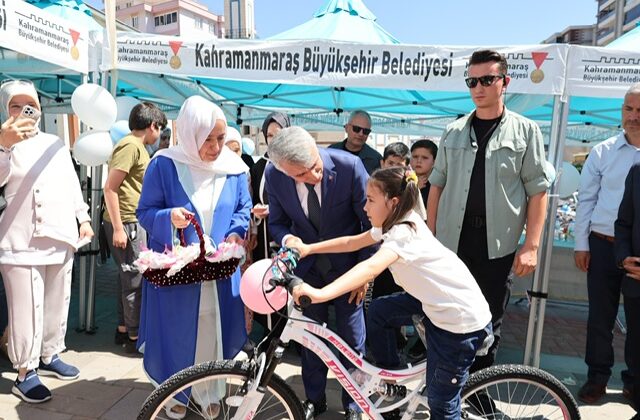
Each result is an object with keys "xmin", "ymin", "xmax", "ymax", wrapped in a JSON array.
[
  {"xmin": 464, "ymin": 74, "xmax": 505, "ymax": 89},
  {"xmin": 350, "ymin": 124, "xmax": 372, "ymax": 135}
]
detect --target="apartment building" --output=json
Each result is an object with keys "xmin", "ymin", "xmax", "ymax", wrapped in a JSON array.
[{"xmin": 115, "ymin": 0, "xmax": 224, "ymax": 37}]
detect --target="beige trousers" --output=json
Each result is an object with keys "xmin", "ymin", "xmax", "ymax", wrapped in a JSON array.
[{"xmin": 0, "ymin": 253, "xmax": 74, "ymax": 370}]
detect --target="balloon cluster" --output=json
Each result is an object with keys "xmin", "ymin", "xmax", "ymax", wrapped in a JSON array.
[{"xmin": 70, "ymin": 84, "xmax": 140, "ymax": 166}]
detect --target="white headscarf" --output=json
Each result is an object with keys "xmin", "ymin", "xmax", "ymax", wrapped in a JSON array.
[
  {"xmin": 225, "ymin": 126, "xmax": 242, "ymax": 150},
  {"xmin": 154, "ymin": 95, "xmax": 248, "ymax": 174},
  {"xmin": 0, "ymin": 80, "xmax": 41, "ymax": 131}
]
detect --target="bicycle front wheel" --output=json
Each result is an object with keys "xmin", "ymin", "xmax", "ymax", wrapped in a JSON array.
[
  {"xmin": 138, "ymin": 360, "xmax": 305, "ymax": 420},
  {"xmin": 461, "ymin": 364, "xmax": 580, "ymax": 420}
]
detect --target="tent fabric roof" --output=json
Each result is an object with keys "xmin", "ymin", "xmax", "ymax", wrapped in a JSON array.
[
  {"xmin": 606, "ymin": 23, "xmax": 640, "ymax": 50},
  {"xmin": 313, "ymin": 0, "xmax": 377, "ymax": 20},
  {"xmin": 25, "ymin": 0, "xmax": 103, "ymax": 31},
  {"xmin": 5, "ymin": 0, "xmax": 627, "ymax": 142},
  {"xmin": 268, "ymin": 0, "xmax": 399, "ymax": 44}
]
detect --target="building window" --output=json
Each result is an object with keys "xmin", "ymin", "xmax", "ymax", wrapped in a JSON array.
[
  {"xmin": 131, "ymin": 16, "xmax": 138, "ymax": 27},
  {"xmin": 154, "ymin": 12, "xmax": 177, "ymax": 27},
  {"xmin": 209, "ymin": 22, "xmax": 216, "ymax": 33},
  {"xmin": 625, "ymin": 4, "xmax": 640, "ymax": 25},
  {"xmin": 195, "ymin": 17, "xmax": 203, "ymax": 29},
  {"xmin": 116, "ymin": 5, "xmax": 120, "ymax": 11},
  {"xmin": 126, "ymin": 2, "xmax": 132, "ymax": 7}
]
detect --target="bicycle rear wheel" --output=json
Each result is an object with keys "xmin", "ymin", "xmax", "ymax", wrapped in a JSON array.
[
  {"xmin": 461, "ymin": 364, "xmax": 580, "ymax": 420},
  {"xmin": 138, "ymin": 360, "xmax": 305, "ymax": 420}
]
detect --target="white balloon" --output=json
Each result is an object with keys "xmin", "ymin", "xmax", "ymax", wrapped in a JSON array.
[
  {"xmin": 115, "ymin": 96, "xmax": 140, "ymax": 122},
  {"xmin": 558, "ymin": 161, "xmax": 581, "ymax": 199},
  {"xmin": 73, "ymin": 131, "xmax": 113, "ymax": 166},
  {"xmin": 71, "ymin": 84, "xmax": 117, "ymax": 130}
]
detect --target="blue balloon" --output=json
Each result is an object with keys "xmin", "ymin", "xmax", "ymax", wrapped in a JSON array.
[
  {"xmin": 109, "ymin": 120, "xmax": 130, "ymax": 144},
  {"xmin": 241, "ymin": 137, "xmax": 255, "ymax": 155}
]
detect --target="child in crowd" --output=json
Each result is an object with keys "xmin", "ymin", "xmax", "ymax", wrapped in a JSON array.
[
  {"xmin": 410, "ymin": 139, "xmax": 438, "ymax": 207},
  {"xmin": 380, "ymin": 142, "xmax": 410, "ymax": 168},
  {"xmin": 290, "ymin": 166, "xmax": 492, "ymax": 420}
]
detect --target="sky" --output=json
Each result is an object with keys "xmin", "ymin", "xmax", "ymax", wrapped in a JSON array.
[{"xmin": 85, "ymin": 0, "xmax": 598, "ymax": 45}]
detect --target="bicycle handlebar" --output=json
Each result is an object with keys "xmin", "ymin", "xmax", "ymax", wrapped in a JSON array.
[{"xmin": 269, "ymin": 247, "xmax": 312, "ymax": 309}]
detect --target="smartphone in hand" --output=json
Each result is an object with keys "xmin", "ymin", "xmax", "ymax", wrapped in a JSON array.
[
  {"xmin": 17, "ymin": 105, "xmax": 40, "ymax": 139},
  {"xmin": 19, "ymin": 105, "xmax": 41, "ymax": 121}
]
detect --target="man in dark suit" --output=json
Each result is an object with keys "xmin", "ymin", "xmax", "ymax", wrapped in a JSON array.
[
  {"xmin": 615, "ymin": 162, "xmax": 640, "ymax": 418},
  {"xmin": 265, "ymin": 126, "xmax": 371, "ymax": 420}
]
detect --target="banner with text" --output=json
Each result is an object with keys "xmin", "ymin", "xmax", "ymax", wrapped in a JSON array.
[
  {"xmin": 105, "ymin": 33, "xmax": 567, "ymax": 95},
  {"xmin": 566, "ymin": 45, "xmax": 640, "ymax": 98},
  {"xmin": 0, "ymin": 0, "xmax": 88, "ymax": 74}
]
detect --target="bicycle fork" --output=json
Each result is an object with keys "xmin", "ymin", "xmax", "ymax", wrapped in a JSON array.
[{"xmin": 232, "ymin": 339, "xmax": 287, "ymax": 419}]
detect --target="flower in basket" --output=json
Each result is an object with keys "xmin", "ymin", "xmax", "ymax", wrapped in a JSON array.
[
  {"xmin": 134, "ymin": 249, "xmax": 177, "ymax": 273},
  {"xmin": 205, "ymin": 241, "xmax": 245, "ymax": 263},
  {"xmin": 166, "ymin": 243, "xmax": 202, "ymax": 276},
  {"xmin": 133, "ymin": 235, "xmax": 245, "ymax": 277}
]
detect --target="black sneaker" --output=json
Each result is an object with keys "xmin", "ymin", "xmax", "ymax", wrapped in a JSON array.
[
  {"xmin": 12, "ymin": 370, "xmax": 52, "ymax": 403},
  {"xmin": 123, "ymin": 338, "xmax": 139, "ymax": 354},
  {"xmin": 38, "ymin": 355, "xmax": 80, "ymax": 380},
  {"xmin": 302, "ymin": 396, "xmax": 327, "ymax": 419},
  {"xmin": 114, "ymin": 329, "xmax": 128, "ymax": 345}
]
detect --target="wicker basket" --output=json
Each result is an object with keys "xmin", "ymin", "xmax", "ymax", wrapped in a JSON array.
[{"xmin": 143, "ymin": 215, "xmax": 242, "ymax": 287}]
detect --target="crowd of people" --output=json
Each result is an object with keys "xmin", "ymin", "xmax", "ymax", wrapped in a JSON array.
[{"xmin": 0, "ymin": 49, "xmax": 638, "ymax": 420}]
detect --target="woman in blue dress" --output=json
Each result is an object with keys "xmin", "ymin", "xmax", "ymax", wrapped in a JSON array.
[{"xmin": 137, "ymin": 95, "xmax": 251, "ymax": 419}]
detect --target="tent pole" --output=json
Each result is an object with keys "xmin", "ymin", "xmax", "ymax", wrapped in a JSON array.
[
  {"xmin": 85, "ymin": 163, "xmax": 102, "ymax": 334},
  {"xmin": 84, "ymin": 72, "xmax": 111, "ymax": 333},
  {"xmin": 76, "ymin": 73, "xmax": 90, "ymax": 332},
  {"xmin": 523, "ymin": 94, "xmax": 570, "ymax": 367}
]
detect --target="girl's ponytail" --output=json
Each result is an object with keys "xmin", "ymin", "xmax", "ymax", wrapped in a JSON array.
[{"xmin": 371, "ymin": 167, "xmax": 422, "ymax": 233}]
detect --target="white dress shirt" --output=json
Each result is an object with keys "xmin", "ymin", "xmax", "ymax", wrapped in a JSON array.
[
  {"xmin": 281, "ymin": 182, "xmax": 322, "ymax": 246},
  {"xmin": 574, "ymin": 132, "xmax": 640, "ymax": 251}
]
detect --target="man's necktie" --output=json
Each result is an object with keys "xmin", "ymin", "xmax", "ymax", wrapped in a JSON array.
[
  {"xmin": 305, "ymin": 183, "xmax": 331, "ymax": 276},
  {"xmin": 305, "ymin": 183, "xmax": 321, "ymax": 231}
]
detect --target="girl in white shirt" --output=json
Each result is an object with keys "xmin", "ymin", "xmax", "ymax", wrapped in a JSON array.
[{"xmin": 291, "ymin": 166, "xmax": 492, "ymax": 420}]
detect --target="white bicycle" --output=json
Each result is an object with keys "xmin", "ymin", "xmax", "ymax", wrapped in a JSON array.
[{"xmin": 138, "ymin": 248, "xmax": 580, "ymax": 420}]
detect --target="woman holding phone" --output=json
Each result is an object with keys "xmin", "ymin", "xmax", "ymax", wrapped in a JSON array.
[{"xmin": 0, "ymin": 80, "xmax": 93, "ymax": 403}]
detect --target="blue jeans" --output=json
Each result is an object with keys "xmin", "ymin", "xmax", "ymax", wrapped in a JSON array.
[{"xmin": 367, "ymin": 293, "xmax": 491, "ymax": 420}]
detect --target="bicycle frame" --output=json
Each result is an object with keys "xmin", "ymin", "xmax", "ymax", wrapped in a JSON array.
[{"xmin": 247, "ymin": 299, "xmax": 428, "ymax": 420}]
